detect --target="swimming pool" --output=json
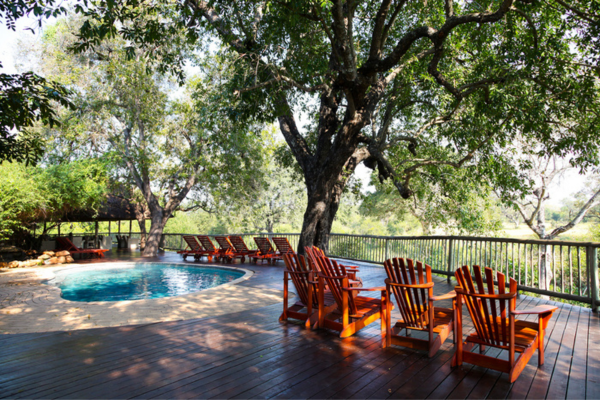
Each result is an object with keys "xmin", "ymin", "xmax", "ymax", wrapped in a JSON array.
[{"xmin": 46, "ymin": 263, "xmax": 248, "ymax": 302}]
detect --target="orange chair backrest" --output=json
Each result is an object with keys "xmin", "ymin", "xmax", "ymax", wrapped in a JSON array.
[
  {"xmin": 272, "ymin": 237, "xmax": 295, "ymax": 254},
  {"xmin": 455, "ymin": 265, "xmax": 517, "ymax": 347},
  {"xmin": 183, "ymin": 235, "xmax": 202, "ymax": 251},
  {"xmin": 229, "ymin": 236, "xmax": 250, "ymax": 252},
  {"xmin": 254, "ymin": 237, "xmax": 275, "ymax": 255},
  {"xmin": 315, "ymin": 255, "xmax": 356, "ymax": 314},
  {"xmin": 214, "ymin": 236, "xmax": 233, "ymax": 251},
  {"xmin": 197, "ymin": 236, "xmax": 216, "ymax": 251},
  {"xmin": 384, "ymin": 258, "xmax": 434, "ymax": 329},
  {"xmin": 283, "ymin": 253, "xmax": 314, "ymax": 306}
]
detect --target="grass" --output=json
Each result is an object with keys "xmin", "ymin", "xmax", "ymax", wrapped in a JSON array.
[{"xmin": 499, "ymin": 221, "xmax": 597, "ymax": 242}]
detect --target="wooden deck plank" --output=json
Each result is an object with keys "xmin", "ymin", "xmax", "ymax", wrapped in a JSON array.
[
  {"xmin": 545, "ymin": 304, "xmax": 582, "ymax": 399},
  {"xmin": 524, "ymin": 301, "xmax": 574, "ymax": 399},
  {"xmin": 586, "ymin": 311, "xmax": 600, "ymax": 398},
  {"xmin": 3, "ymin": 309, "xmax": 287, "ymax": 397},
  {"xmin": 0, "ymin": 256, "xmax": 597, "ymax": 400},
  {"xmin": 566, "ymin": 308, "xmax": 589, "ymax": 399},
  {"xmin": 431, "ymin": 295, "xmax": 539, "ymax": 399},
  {"xmin": 23, "ymin": 309, "xmax": 296, "ymax": 399}
]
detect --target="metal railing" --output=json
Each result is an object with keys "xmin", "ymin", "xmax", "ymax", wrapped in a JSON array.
[{"xmin": 48, "ymin": 231, "xmax": 600, "ymax": 310}]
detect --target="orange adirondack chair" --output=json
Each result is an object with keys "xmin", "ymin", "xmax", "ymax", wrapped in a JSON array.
[
  {"xmin": 383, "ymin": 258, "xmax": 456, "ymax": 356},
  {"xmin": 314, "ymin": 255, "xmax": 390, "ymax": 340},
  {"xmin": 272, "ymin": 237, "xmax": 295, "ymax": 255},
  {"xmin": 280, "ymin": 253, "xmax": 337, "ymax": 328},
  {"xmin": 228, "ymin": 236, "xmax": 259, "ymax": 258},
  {"xmin": 453, "ymin": 265, "xmax": 558, "ymax": 382},
  {"xmin": 251, "ymin": 237, "xmax": 282, "ymax": 264},
  {"xmin": 55, "ymin": 237, "xmax": 109, "ymax": 259},
  {"xmin": 195, "ymin": 236, "xmax": 220, "ymax": 261},
  {"xmin": 214, "ymin": 236, "xmax": 247, "ymax": 263},
  {"xmin": 177, "ymin": 236, "xmax": 204, "ymax": 260},
  {"xmin": 305, "ymin": 246, "xmax": 362, "ymax": 284}
]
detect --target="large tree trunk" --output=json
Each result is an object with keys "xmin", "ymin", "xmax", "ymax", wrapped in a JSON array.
[
  {"xmin": 142, "ymin": 208, "xmax": 170, "ymax": 257},
  {"xmin": 297, "ymin": 174, "xmax": 345, "ymax": 254},
  {"xmin": 133, "ymin": 202, "xmax": 148, "ymax": 250}
]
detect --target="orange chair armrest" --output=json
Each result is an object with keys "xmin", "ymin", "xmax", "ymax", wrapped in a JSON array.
[
  {"xmin": 341, "ymin": 265, "xmax": 359, "ymax": 271},
  {"xmin": 511, "ymin": 305, "xmax": 559, "ymax": 315},
  {"xmin": 430, "ymin": 291, "xmax": 457, "ymax": 301},
  {"xmin": 343, "ymin": 286, "xmax": 386, "ymax": 292}
]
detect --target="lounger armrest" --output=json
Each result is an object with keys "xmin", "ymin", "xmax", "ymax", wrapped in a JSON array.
[
  {"xmin": 340, "ymin": 265, "xmax": 359, "ymax": 271},
  {"xmin": 511, "ymin": 305, "xmax": 559, "ymax": 315},
  {"xmin": 343, "ymin": 286, "xmax": 386, "ymax": 292},
  {"xmin": 430, "ymin": 291, "xmax": 456, "ymax": 301}
]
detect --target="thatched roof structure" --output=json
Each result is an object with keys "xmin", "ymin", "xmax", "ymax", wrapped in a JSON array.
[{"xmin": 54, "ymin": 195, "xmax": 150, "ymax": 223}]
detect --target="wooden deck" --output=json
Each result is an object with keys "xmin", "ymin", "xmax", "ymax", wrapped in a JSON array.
[{"xmin": 0, "ymin": 251, "xmax": 598, "ymax": 399}]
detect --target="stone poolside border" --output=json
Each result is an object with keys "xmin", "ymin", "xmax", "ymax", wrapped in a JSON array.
[{"xmin": 0, "ymin": 261, "xmax": 286, "ymax": 334}]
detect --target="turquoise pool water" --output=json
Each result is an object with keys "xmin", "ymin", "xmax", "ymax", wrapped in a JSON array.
[{"xmin": 46, "ymin": 263, "xmax": 246, "ymax": 302}]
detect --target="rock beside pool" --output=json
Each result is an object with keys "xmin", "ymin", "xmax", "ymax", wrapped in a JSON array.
[{"xmin": 0, "ymin": 250, "xmax": 74, "ymax": 268}]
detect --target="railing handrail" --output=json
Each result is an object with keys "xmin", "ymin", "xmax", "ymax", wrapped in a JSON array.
[
  {"xmin": 44, "ymin": 230, "xmax": 600, "ymax": 310},
  {"xmin": 45, "ymin": 231, "xmax": 600, "ymax": 248}
]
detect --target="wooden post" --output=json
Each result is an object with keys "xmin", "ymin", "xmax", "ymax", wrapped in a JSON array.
[
  {"xmin": 58, "ymin": 223, "xmax": 61, "ymax": 237},
  {"xmin": 118, "ymin": 220, "xmax": 121, "ymax": 234},
  {"xmin": 129, "ymin": 220, "xmax": 132, "ymax": 237},
  {"xmin": 43, "ymin": 221, "xmax": 47, "ymax": 235},
  {"xmin": 384, "ymin": 238, "xmax": 389, "ymax": 262},
  {"xmin": 94, "ymin": 221, "xmax": 99, "ymax": 248},
  {"xmin": 447, "ymin": 238, "xmax": 454, "ymax": 283},
  {"xmin": 588, "ymin": 246, "xmax": 599, "ymax": 312},
  {"xmin": 108, "ymin": 221, "xmax": 111, "ymax": 235}
]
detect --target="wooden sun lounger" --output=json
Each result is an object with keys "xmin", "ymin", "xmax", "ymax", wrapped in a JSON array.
[
  {"xmin": 272, "ymin": 237, "xmax": 295, "ymax": 255},
  {"xmin": 250, "ymin": 237, "xmax": 282, "ymax": 264},
  {"xmin": 195, "ymin": 235, "xmax": 220, "ymax": 261},
  {"xmin": 177, "ymin": 235, "xmax": 204, "ymax": 261},
  {"xmin": 228, "ymin": 236, "xmax": 259, "ymax": 258},
  {"xmin": 55, "ymin": 237, "xmax": 109, "ymax": 259},
  {"xmin": 214, "ymin": 236, "xmax": 247, "ymax": 263}
]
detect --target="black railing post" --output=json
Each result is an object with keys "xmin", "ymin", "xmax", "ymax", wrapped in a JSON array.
[
  {"xmin": 588, "ymin": 245, "xmax": 599, "ymax": 312},
  {"xmin": 447, "ymin": 238, "xmax": 454, "ymax": 283}
]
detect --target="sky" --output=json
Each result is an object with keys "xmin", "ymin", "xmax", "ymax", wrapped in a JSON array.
[{"xmin": 0, "ymin": 15, "xmax": 589, "ymax": 207}]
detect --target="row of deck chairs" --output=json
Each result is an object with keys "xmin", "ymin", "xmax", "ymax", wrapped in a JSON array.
[
  {"xmin": 177, "ymin": 235, "xmax": 295, "ymax": 264},
  {"xmin": 280, "ymin": 248, "xmax": 559, "ymax": 383}
]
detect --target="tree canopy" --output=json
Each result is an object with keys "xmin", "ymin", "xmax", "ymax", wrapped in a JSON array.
[
  {"xmin": 64, "ymin": 0, "xmax": 600, "ymax": 251},
  {"xmin": 35, "ymin": 18, "xmax": 269, "ymax": 255}
]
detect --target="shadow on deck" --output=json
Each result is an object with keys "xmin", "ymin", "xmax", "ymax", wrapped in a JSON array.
[{"xmin": 0, "ymin": 250, "xmax": 597, "ymax": 399}]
